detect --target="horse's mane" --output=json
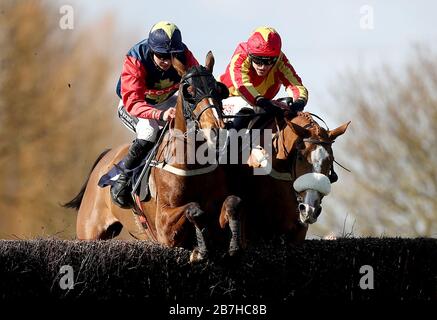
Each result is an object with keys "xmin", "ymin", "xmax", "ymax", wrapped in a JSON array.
[{"xmin": 297, "ymin": 112, "xmax": 322, "ymax": 136}]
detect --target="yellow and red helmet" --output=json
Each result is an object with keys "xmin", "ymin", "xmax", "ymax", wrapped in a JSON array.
[{"xmin": 247, "ymin": 26, "xmax": 282, "ymax": 57}]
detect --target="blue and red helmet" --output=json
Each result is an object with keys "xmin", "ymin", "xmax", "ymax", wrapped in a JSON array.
[
  {"xmin": 148, "ymin": 21, "xmax": 184, "ymax": 54},
  {"xmin": 247, "ymin": 26, "xmax": 282, "ymax": 57}
]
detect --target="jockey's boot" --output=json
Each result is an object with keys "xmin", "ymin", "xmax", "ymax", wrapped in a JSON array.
[{"xmin": 110, "ymin": 139, "xmax": 154, "ymax": 209}]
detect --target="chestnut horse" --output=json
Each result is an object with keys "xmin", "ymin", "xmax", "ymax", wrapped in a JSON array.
[
  {"xmin": 224, "ymin": 110, "xmax": 350, "ymax": 249},
  {"xmin": 64, "ymin": 53, "xmax": 241, "ymax": 261}
]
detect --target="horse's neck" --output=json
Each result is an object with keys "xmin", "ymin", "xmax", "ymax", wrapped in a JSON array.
[
  {"xmin": 159, "ymin": 116, "xmax": 209, "ymax": 169},
  {"xmin": 273, "ymin": 113, "xmax": 323, "ymax": 162},
  {"xmin": 273, "ymin": 121, "xmax": 297, "ymax": 161},
  {"xmin": 295, "ymin": 112, "xmax": 317, "ymax": 132},
  {"xmin": 173, "ymin": 102, "xmax": 187, "ymax": 133}
]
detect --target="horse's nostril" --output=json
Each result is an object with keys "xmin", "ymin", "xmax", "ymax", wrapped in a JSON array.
[
  {"xmin": 315, "ymin": 207, "xmax": 322, "ymax": 218},
  {"xmin": 299, "ymin": 203, "xmax": 306, "ymax": 212}
]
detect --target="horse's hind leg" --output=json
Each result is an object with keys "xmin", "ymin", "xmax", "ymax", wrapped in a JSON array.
[
  {"xmin": 219, "ymin": 195, "xmax": 244, "ymax": 256},
  {"xmin": 76, "ymin": 181, "xmax": 123, "ymax": 240},
  {"xmin": 99, "ymin": 221, "xmax": 123, "ymax": 239},
  {"xmin": 77, "ymin": 205, "xmax": 123, "ymax": 240}
]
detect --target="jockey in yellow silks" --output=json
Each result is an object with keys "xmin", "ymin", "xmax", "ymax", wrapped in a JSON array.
[{"xmin": 220, "ymin": 26, "xmax": 308, "ymax": 122}]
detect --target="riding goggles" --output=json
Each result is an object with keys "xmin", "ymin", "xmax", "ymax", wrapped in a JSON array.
[
  {"xmin": 153, "ymin": 51, "xmax": 172, "ymax": 60},
  {"xmin": 249, "ymin": 54, "xmax": 278, "ymax": 66}
]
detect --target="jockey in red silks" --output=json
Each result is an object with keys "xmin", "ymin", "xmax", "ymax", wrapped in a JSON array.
[
  {"xmin": 220, "ymin": 26, "xmax": 308, "ymax": 127},
  {"xmin": 111, "ymin": 21, "xmax": 199, "ymax": 209}
]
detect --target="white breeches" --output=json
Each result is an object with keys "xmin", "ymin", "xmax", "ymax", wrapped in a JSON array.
[{"xmin": 117, "ymin": 95, "xmax": 177, "ymax": 142}]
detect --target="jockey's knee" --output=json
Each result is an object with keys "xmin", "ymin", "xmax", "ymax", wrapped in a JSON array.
[{"xmin": 136, "ymin": 119, "xmax": 159, "ymax": 142}]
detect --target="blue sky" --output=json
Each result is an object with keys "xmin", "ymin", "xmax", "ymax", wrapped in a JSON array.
[{"xmin": 68, "ymin": 0, "xmax": 437, "ymax": 119}]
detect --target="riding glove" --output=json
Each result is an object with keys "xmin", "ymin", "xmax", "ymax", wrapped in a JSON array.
[{"xmin": 255, "ymin": 97, "xmax": 284, "ymax": 116}]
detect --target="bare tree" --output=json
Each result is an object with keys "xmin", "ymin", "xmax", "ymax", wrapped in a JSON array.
[
  {"xmin": 310, "ymin": 46, "xmax": 437, "ymax": 238},
  {"xmin": 0, "ymin": 1, "xmax": 128, "ymax": 238}
]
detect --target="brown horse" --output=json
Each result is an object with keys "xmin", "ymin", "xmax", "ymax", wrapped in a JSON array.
[
  {"xmin": 225, "ymin": 111, "xmax": 350, "ymax": 247},
  {"xmin": 64, "ymin": 53, "xmax": 241, "ymax": 261}
]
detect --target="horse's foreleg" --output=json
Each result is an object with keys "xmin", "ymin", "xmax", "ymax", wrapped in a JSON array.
[
  {"xmin": 158, "ymin": 201, "xmax": 217, "ymax": 262},
  {"xmin": 184, "ymin": 202, "xmax": 210, "ymax": 262},
  {"xmin": 156, "ymin": 204, "xmax": 191, "ymax": 247},
  {"xmin": 220, "ymin": 195, "xmax": 243, "ymax": 257}
]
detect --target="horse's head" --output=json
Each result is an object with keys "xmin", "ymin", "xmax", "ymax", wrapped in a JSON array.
[
  {"xmin": 281, "ymin": 113, "xmax": 350, "ymax": 224},
  {"xmin": 172, "ymin": 52, "xmax": 229, "ymax": 147}
]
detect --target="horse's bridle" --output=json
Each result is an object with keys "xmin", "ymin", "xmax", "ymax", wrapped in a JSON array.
[
  {"xmin": 180, "ymin": 66, "xmax": 224, "ymax": 125},
  {"xmin": 306, "ymin": 138, "xmax": 337, "ymax": 182},
  {"xmin": 282, "ymin": 120, "xmax": 338, "ymax": 185}
]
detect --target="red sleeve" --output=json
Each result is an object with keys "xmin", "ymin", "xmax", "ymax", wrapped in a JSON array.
[
  {"xmin": 120, "ymin": 56, "xmax": 163, "ymax": 120},
  {"xmin": 277, "ymin": 54, "xmax": 308, "ymax": 103}
]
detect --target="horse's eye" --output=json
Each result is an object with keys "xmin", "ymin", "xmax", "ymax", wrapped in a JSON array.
[{"xmin": 297, "ymin": 154, "xmax": 304, "ymax": 161}]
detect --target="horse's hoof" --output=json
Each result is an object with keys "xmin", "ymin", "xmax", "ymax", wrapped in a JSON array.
[
  {"xmin": 189, "ymin": 248, "xmax": 207, "ymax": 263},
  {"xmin": 228, "ymin": 248, "xmax": 241, "ymax": 258},
  {"xmin": 221, "ymin": 250, "xmax": 242, "ymax": 265},
  {"xmin": 185, "ymin": 204, "xmax": 204, "ymax": 222}
]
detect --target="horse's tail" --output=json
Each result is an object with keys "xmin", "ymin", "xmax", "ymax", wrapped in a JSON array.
[{"xmin": 62, "ymin": 148, "xmax": 111, "ymax": 211}]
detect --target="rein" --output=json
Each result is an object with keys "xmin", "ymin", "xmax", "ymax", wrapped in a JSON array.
[
  {"xmin": 222, "ymin": 113, "xmax": 259, "ymax": 119},
  {"xmin": 274, "ymin": 114, "xmax": 338, "ymax": 185},
  {"xmin": 295, "ymin": 113, "xmax": 351, "ymax": 175},
  {"xmin": 309, "ymin": 112, "xmax": 329, "ymax": 131}
]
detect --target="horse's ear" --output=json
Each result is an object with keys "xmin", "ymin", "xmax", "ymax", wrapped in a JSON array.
[
  {"xmin": 289, "ymin": 122, "xmax": 311, "ymax": 138},
  {"xmin": 328, "ymin": 121, "xmax": 351, "ymax": 141},
  {"xmin": 205, "ymin": 51, "xmax": 214, "ymax": 73},
  {"xmin": 172, "ymin": 56, "xmax": 186, "ymax": 77}
]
